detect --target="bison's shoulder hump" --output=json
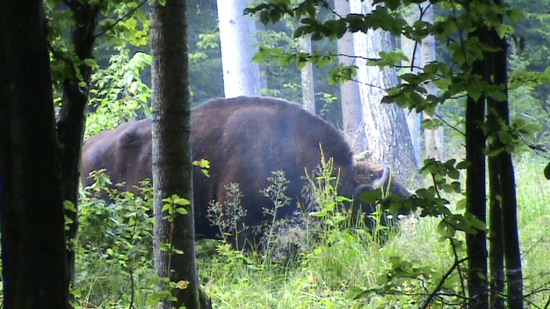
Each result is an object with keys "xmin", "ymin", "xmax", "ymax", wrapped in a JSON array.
[
  {"xmin": 193, "ymin": 96, "xmax": 353, "ymax": 163},
  {"xmin": 117, "ymin": 119, "xmax": 151, "ymax": 147},
  {"xmin": 194, "ymin": 96, "xmax": 303, "ymax": 113}
]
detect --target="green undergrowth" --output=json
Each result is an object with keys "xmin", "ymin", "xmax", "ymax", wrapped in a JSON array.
[
  {"xmin": 71, "ymin": 156, "xmax": 550, "ymax": 308},
  {"xmin": 513, "ymin": 154, "xmax": 550, "ymax": 306}
]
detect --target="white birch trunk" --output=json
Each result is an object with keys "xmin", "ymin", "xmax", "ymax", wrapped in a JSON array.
[
  {"xmin": 299, "ymin": 34, "xmax": 316, "ymax": 114},
  {"xmin": 217, "ymin": 0, "xmax": 262, "ymax": 97},
  {"xmin": 335, "ymin": 0, "xmax": 366, "ymax": 152},
  {"xmin": 350, "ymin": 0, "xmax": 421, "ymax": 187}
]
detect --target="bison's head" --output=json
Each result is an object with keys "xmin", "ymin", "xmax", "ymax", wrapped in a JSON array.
[
  {"xmin": 352, "ymin": 160, "xmax": 411, "ymax": 197},
  {"xmin": 351, "ymin": 151, "xmax": 412, "ymax": 227}
]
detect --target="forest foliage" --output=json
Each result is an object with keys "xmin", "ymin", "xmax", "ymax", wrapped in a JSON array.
[{"xmin": 3, "ymin": 0, "xmax": 550, "ymax": 308}]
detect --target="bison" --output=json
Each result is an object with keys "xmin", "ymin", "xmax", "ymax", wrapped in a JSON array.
[{"xmin": 81, "ymin": 96, "xmax": 409, "ymax": 247}]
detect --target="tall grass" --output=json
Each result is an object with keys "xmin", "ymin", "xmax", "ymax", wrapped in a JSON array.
[
  {"xmin": 514, "ymin": 154, "xmax": 550, "ymax": 306},
  {"xmin": 71, "ymin": 156, "xmax": 550, "ymax": 308}
]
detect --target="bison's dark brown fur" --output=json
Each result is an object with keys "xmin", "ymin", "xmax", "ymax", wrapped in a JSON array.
[{"xmin": 81, "ymin": 96, "xmax": 409, "ymax": 246}]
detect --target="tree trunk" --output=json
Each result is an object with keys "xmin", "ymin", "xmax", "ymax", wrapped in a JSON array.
[
  {"xmin": 465, "ymin": 28, "xmax": 488, "ymax": 309},
  {"xmin": 58, "ymin": 1, "xmax": 99, "ymax": 287},
  {"xmin": 0, "ymin": 1, "xmax": 69, "ymax": 308},
  {"xmin": 488, "ymin": 158, "xmax": 505, "ymax": 309},
  {"xmin": 487, "ymin": 10, "xmax": 523, "ymax": 307},
  {"xmin": 420, "ymin": 2, "xmax": 445, "ymax": 161},
  {"xmin": 334, "ymin": 0, "xmax": 366, "ymax": 152},
  {"xmin": 150, "ymin": 0, "xmax": 203, "ymax": 308},
  {"xmin": 299, "ymin": 33, "xmax": 316, "ymax": 114},
  {"xmin": 400, "ymin": 5, "xmax": 422, "ymax": 166},
  {"xmin": 350, "ymin": 0, "xmax": 421, "ymax": 187},
  {"xmin": 217, "ymin": 0, "xmax": 262, "ymax": 97}
]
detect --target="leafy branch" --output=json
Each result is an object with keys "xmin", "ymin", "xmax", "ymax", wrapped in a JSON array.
[{"xmin": 94, "ymin": 0, "xmax": 148, "ymax": 38}]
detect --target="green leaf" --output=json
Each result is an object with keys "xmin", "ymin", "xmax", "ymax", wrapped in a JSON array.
[
  {"xmin": 456, "ymin": 161, "xmax": 471, "ymax": 169},
  {"xmin": 83, "ymin": 58, "xmax": 98, "ymax": 69},
  {"xmin": 486, "ymin": 147, "xmax": 504, "ymax": 157},
  {"xmin": 124, "ymin": 17, "xmax": 137, "ymax": 30},
  {"xmin": 495, "ymin": 24, "xmax": 513, "ymax": 39},
  {"xmin": 448, "ymin": 169, "xmax": 460, "ymax": 180},
  {"xmin": 123, "ymin": 71, "xmax": 134, "ymax": 85},
  {"xmin": 176, "ymin": 207, "xmax": 188, "ymax": 215},
  {"xmin": 437, "ymin": 220, "xmax": 455, "ymax": 237},
  {"xmin": 470, "ymin": 217, "xmax": 487, "ymax": 231},
  {"xmin": 498, "ymin": 131, "xmax": 513, "ymax": 144},
  {"xmin": 456, "ymin": 198, "xmax": 467, "ymax": 210},
  {"xmin": 162, "ymin": 204, "xmax": 172, "ymax": 213},
  {"xmin": 172, "ymin": 196, "xmax": 190, "ymax": 206},
  {"xmin": 466, "ymin": 85, "xmax": 482, "ymax": 101},
  {"xmin": 507, "ymin": 7, "xmax": 524, "ymax": 24},
  {"xmin": 487, "ymin": 89, "xmax": 507, "ymax": 102}
]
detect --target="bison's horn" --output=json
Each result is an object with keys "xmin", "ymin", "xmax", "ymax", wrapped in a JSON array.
[{"xmin": 371, "ymin": 160, "xmax": 390, "ymax": 190}]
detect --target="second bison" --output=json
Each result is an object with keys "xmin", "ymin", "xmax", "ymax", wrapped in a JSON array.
[{"xmin": 81, "ymin": 96, "xmax": 409, "ymax": 247}]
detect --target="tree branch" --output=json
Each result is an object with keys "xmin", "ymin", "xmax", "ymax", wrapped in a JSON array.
[
  {"xmin": 419, "ymin": 256, "xmax": 469, "ymax": 309},
  {"xmin": 94, "ymin": 0, "xmax": 148, "ymax": 38}
]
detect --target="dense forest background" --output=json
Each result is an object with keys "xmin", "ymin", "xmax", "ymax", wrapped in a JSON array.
[{"xmin": 87, "ymin": 0, "xmax": 550, "ymax": 147}]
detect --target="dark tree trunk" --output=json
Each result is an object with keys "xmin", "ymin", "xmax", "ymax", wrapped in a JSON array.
[
  {"xmin": 498, "ymin": 139, "xmax": 523, "ymax": 309},
  {"xmin": 150, "ymin": 1, "xmax": 205, "ymax": 308},
  {"xmin": 488, "ymin": 158, "xmax": 505, "ymax": 309},
  {"xmin": 487, "ymin": 10, "xmax": 524, "ymax": 307},
  {"xmin": 465, "ymin": 27, "xmax": 488, "ymax": 308},
  {"xmin": 0, "ymin": 1, "xmax": 69, "ymax": 308},
  {"xmin": 58, "ymin": 1, "xmax": 99, "ymax": 286},
  {"xmin": 465, "ymin": 89, "xmax": 488, "ymax": 309}
]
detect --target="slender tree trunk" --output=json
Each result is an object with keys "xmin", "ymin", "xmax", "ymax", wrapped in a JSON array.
[
  {"xmin": 58, "ymin": 1, "xmax": 99, "ymax": 288},
  {"xmin": 217, "ymin": 0, "xmax": 262, "ymax": 97},
  {"xmin": 0, "ymin": 1, "xmax": 69, "ymax": 308},
  {"xmin": 487, "ymin": 9, "xmax": 523, "ymax": 307},
  {"xmin": 150, "ymin": 0, "xmax": 204, "ymax": 308},
  {"xmin": 334, "ymin": 0, "xmax": 366, "ymax": 152},
  {"xmin": 350, "ymin": 0, "xmax": 421, "ymax": 187},
  {"xmin": 498, "ymin": 136, "xmax": 523, "ymax": 309},
  {"xmin": 465, "ymin": 96, "xmax": 488, "ymax": 309},
  {"xmin": 299, "ymin": 33, "xmax": 316, "ymax": 113},
  {"xmin": 465, "ymin": 25, "xmax": 488, "ymax": 308},
  {"xmin": 488, "ymin": 158, "xmax": 505, "ymax": 309},
  {"xmin": 420, "ymin": 2, "xmax": 444, "ymax": 161}
]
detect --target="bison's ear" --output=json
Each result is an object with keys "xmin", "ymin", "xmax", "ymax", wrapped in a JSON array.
[{"xmin": 352, "ymin": 150, "xmax": 372, "ymax": 164}]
